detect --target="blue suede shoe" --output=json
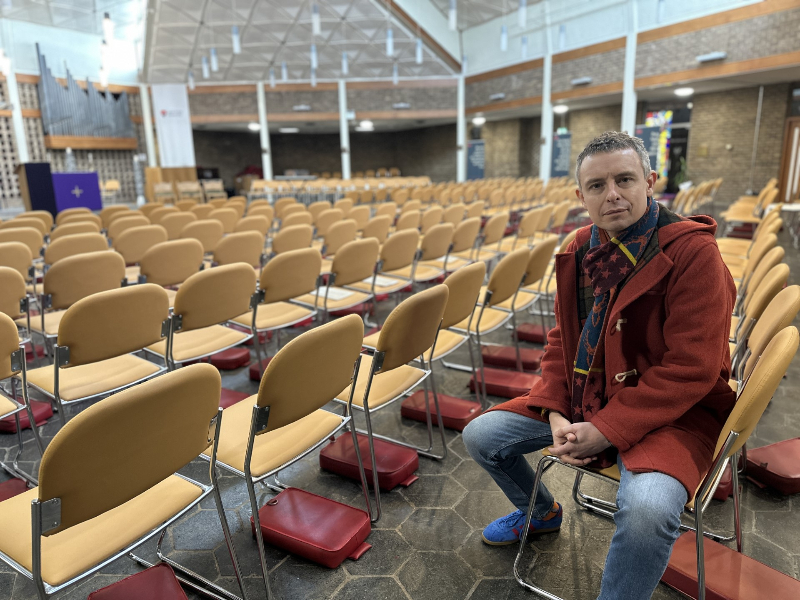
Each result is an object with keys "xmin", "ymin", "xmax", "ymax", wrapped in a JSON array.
[{"xmin": 481, "ymin": 502, "xmax": 562, "ymax": 546}]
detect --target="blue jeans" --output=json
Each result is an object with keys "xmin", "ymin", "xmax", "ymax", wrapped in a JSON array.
[{"xmin": 463, "ymin": 410, "xmax": 688, "ymax": 600}]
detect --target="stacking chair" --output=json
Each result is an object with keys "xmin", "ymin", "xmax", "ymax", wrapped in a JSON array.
[
  {"xmin": 58, "ymin": 212, "xmax": 102, "ymax": 229},
  {"xmin": 138, "ymin": 239, "xmax": 204, "ymax": 306},
  {"xmin": 0, "ymin": 266, "xmax": 34, "ymax": 353},
  {"xmin": 0, "ymin": 311, "xmax": 43, "ymax": 485},
  {"xmin": 334, "ymin": 198, "xmax": 353, "ymax": 215},
  {"xmin": 15, "ymin": 210, "xmax": 53, "ymax": 232},
  {"xmin": 144, "ymin": 264, "xmax": 258, "ymax": 370},
  {"xmin": 42, "ymin": 233, "xmax": 107, "ymax": 268},
  {"xmin": 231, "ymin": 249, "xmax": 322, "ymax": 377},
  {"xmin": 248, "ymin": 204, "xmax": 274, "ymax": 225},
  {"xmin": 209, "ymin": 207, "xmax": 238, "ymax": 234},
  {"xmin": 361, "ymin": 215, "xmax": 392, "ymax": 244},
  {"xmin": 24, "ymin": 284, "xmax": 170, "ymax": 425},
  {"xmin": 1, "ymin": 218, "xmax": 49, "ymax": 238},
  {"xmin": 724, "ymin": 232, "xmax": 777, "ymax": 281},
  {"xmin": 226, "ymin": 198, "xmax": 247, "ymax": 218},
  {"xmin": 208, "ymin": 198, "xmax": 227, "ymax": 209},
  {"xmin": 201, "ymin": 178, "xmax": 228, "ymax": 202},
  {"xmin": 280, "ymin": 204, "xmax": 306, "ymax": 222},
  {"xmin": 208, "ymin": 315, "xmax": 367, "ymax": 597},
  {"xmin": 410, "ymin": 223, "xmax": 455, "ymax": 284},
  {"xmin": 443, "ymin": 217, "xmax": 481, "ymax": 272},
  {"xmin": 148, "ymin": 206, "xmax": 178, "ymax": 225},
  {"xmin": 332, "ymin": 285, "xmax": 450, "ymax": 518},
  {"xmin": 180, "ymin": 219, "xmax": 224, "ymax": 254},
  {"xmin": 295, "ymin": 238, "xmax": 379, "ymax": 321},
  {"xmin": 160, "ymin": 211, "xmax": 197, "ymax": 240},
  {"xmin": 717, "ymin": 210, "xmax": 781, "ymax": 259},
  {"xmin": 348, "ymin": 229, "xmax": 419, "ymax": 301},
  {"xmin": 213, "ymin": 230, "xmax": 264, "ymax": 269},
  {"xmin": 23, "ymin": 251, "xmax": 126, "ymax": 351},
  {"xmin": 0, "ymin": 241, "xmax": 33, "ymax": 281},
  {"xmin": 54, "ymin": 207, "xmax": 91, "ymax": 225},
  {"xmin": 318, "ymin": 219, "xmax": 357, "ymax": 274},
  {"xmin": 234, "ymin": 215, "xmax": 270, "ymax": 236},
  {"xmin": 0, "ymin": 363, "xmax": 245, "ymax": 600},
  {"xmin": 401, "ymin": 199, "xmax": 422, "ymax": 214},
  {"xmin": 515, "ymin": 326, "xmax": 799, "ymax": 600},
  {"xmin": 420, "ymin": 206, "xmax": 443, "ymax": 234},
  {"xmin": 374, "ymin": 202, "xmax": 397, "ymax": 219},
  {"xmin": 274, "ymin": 197, "xmax": 297, "ymax": 217},
  {"xmin": 0, "ymin": 227, "xmax": 43, "ymax": 259},
  {"xmin": 113, "ymin": 225, "xmax": 169, "ymax": 283},
  {"xmin": 175, "ymin": 199, "xmax": 198, "ymax": 211},
  {"xmin": 308, "ymin": 200, "xmax": 332, "ymax": 223},
  {"xmin": 139, "ymin": 203, "xmax": 163, "ymax": 219},
  {"xmin": 99, "ymin": 205, "xmax": 129, "ymax": 228},
  {"xmin": 152, "ymin": 181, "xmax": 177, "ymax": 204},
  {"xmin": 314, "ymin": 208, "xmax": 344, "ymax": 239},
  {"xmin": 466, "ymin": 201, "xmax": 485, "ymax": 219},
  {"xmin": 395, "ymin": 209, "xmax": 421, "ymax": 231},
  {"xmin": 282, "ymin": 211, "xmax": 314, "ymax": 229},
  {"xmin": 730, "ymin": 263, "xmax": 790, "ymax": 360},
  {"xmin": 348, "ymin": 205, "xmax": 371, "ymax": 231},
  {"xmin": 453, "ymin": 213, "xmax": 507, "ymax": 264},
  {"xmin": 497, "ymin": 207, "xmax": 544, "ymax": 254},
  {"xmin": 49, "ymin": 221, "xmax": 100, "ymax": 242},
  {"xmin": 731, "ymin": 246, "xmax": 784, "ymax": 315},
  {"xmin": 107, "ymin": 215, "xmax": 149, "ymax": 242},
  {"xmin": 176, "ymin": 181, "xmax": 203, "ymax": 203},
  {"xmin": 271, "ymin": 224, "xmax": 313, "ymax": 256},
  {"xmin": 442, "ymin": 203, "xmax": 466, "ymax": 227},
  {"xmin": 190, "ymin": 204, "xmax": 215, "ymax": 220}
]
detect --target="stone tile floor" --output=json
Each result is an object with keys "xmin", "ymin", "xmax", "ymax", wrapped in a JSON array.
[{"xmin": 2, "ymin": 227, "xmax": 800, "ymax": 600}]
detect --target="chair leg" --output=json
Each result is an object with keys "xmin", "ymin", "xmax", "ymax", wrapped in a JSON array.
[
  {"xmin": 731, "ymin": 450, "xmax": 743, "ymax": 553},
  {"xmin": 246, "ymin": 474, "xmax": 274, "ymax": 599},
  {"xmin": 695, "ymin": 507, "xmax": 706, "ymax": 600}
]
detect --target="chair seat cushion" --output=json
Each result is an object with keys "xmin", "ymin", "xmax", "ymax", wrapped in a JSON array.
[
  {"xmin": 206, "ymin": 397, "xmax": 342, "ymax": 477},
  {"xmin": 17, "ymin": 311, "xmax": 65, "ymax": 336},
  {"xmin": 320, "ymin": 258, "xmax": 332, "ymax": 274},
  {"xmin": 232, "ymin": 302, "xmax": 314, "ymax": 332},
  {"xmin": 452, "ymin": 248, "xmax": 498, "ymax": 263},
  {"xmin": 26, "ymin": 354, "xmax": 162, "ymax": 402},
  {"xmin": 427, "ymin": 329, "xmax": 467, "ymax": 361},
  {"xmin": 147, "ymin": 325, "xmax": 249, "ymax": 363},
  {"xmin": 349, "ymin": 275, "xmax": 410, "ymax": 295},
  {"xmin": 476, "ymin": 285, "xmax": 537, "ymax": 311},
  {"xmin": 295, "ymin": 288, "xmax": 371, "ymax": 311},
  {"xmin": 335, "ymin": 354, "xmax": 426, "ymax": 410},
  {"xmin": 0, "ymin": 395, "xmax": 19, "ymax": 419},
  {"xmin": 451, "ymin": 307, "xmax": 510, "ymax": 334},
  {"xmin": 125, "ymin": 265, "xmax": 140, "ymax": 284},
  {"xmin": 0, "ymin": 476, "xmax": 202, "ymax": 587},
  {"xmin": 387, "ymin": 264, "xmax": 442, "ymax": 283}
]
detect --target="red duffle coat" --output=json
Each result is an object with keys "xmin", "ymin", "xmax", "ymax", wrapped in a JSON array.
[{"xmin": 494, "ymin": 214, "xmax": 737, "ymax": 495}]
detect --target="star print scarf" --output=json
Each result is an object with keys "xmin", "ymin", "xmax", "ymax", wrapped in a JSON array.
[{"xmin": 570, "ymin": 198, "xmax": 660, "ymax": 457}]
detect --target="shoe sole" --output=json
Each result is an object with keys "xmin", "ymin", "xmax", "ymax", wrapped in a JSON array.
[{"xmin": 480, "ymin": 525, "xmax": 561, "ymax": 546}]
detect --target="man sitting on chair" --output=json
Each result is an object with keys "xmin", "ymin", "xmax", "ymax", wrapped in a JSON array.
[{"xmin": 463, "ymin": 131, "xmax": 736, "ymax": 599}]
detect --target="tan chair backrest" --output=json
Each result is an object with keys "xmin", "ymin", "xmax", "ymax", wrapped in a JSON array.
[
  {"xmin": 160, "ymin": 212, "xmax": 198, "ymax": 240},
  {"xmin": 348, "ymin": 206, "xmax": 370, "ymax": 230},
  {"xmin": 374, "ymin": 203, "xmax": 397, "ymax": 218},
  {"xmin": 362, "ymin": 215, "xmax": 392, "ymax": 244},
  {"xmin": 45, "ymin": 233, "xmax": 108, "ymax": 266},
  {"xmin": 742, "ymin": 247, "xmax": 784, "ymax": 304},
  {"xmin": 0, "ymin": 312, "xmax": 21, "ymax": 379},
  {"xmin": 741, "ymin": 233, "xmax": 777, "ymax": 283},
  {"xmin": 51, "ymin": 221, "xmax": 102, "ymax": 241},
  {"xmin": 559, "ymin": 228, "xmax": 579, "ymax": 254},
  {"xmin": 208, "ymin": 199, "xmax": 227, "ymax": 209},
  {"xmin": 180, "ymin": 219, "xmax": 224, "ymax": 253},
  {"xmin": 442, "ymin": 204, "xmax": 466, "ymax": 227},
  {"xmin": 191, "ymin": 205, "xmax": 216, "ymax": 220},
  {"xmin": 59, "ymin": 212, "xmax": 103, "ymax": 229},
  {"xmin": 375, "ymin": 285, "xmax": 449, "ymax": 373},
  {"xmin": 108, "ymin": 210, "xmax": 145, "ymax": 227},
  {"xmin": 482, "ymin": 213, "xmax": 508, "ymax": 246},
  {"xmin": 43, "ymin": 251, "xmax": 126, "ymax": 310},
  {"xmin": 235, "ymin": 215, "xmax": 271, "ymax": 236},
  {"xmin": 395, "ymin": 210, "xmax": 420, "ymax": 231},
  {"xmin": 742, "ymin": 263, "xmax": 790, "ymax": 323},
  {"xmin": 209, "ymin": 208, "xmax": 238, "ymax": 234},
  {"xmin": 260, "ymin": 248, "xmax": 321, "ymax": 304},
  {"xmin": 393, "ymin": 189, "xmax": 409, "ymax": 206},
  {"xmin": 742, "ymin": 286, "xmax": 800, "ymax": 381},
  {"xmin": 214, "ymin": 230, "xmax": 264, "ymax": 267},
  {"xmin": 331, "ymin": 238, "xmax": 379, "ymax": 287},
  {"xmin": 174, "ymin": 263, "xmax": 257, "ymax": 332},
  {"xmin": 442, "ymin": 262, "xmax": 486, "ymax": 329},
  {"xmin": 274, "ymin": 197, "xmax": 296, "ymax": 215},
  {"xmin": 38, "ymin": 363, "xmax": 220, "ymax": 535},
  {"xmin": 466, "ymin": 201, "xmax": 485, "ymax": 219},
  {"xmin": 280, "ymin": 204, "xmax": 305, "ymax": 220},
  {"xmin": 114, "ymin": 225, "xmax": 169, "ymax": 265},
  {"xmin": 402, "ymin": 200, "xmax": 422, "ymax": 213},
  {"xmin": 176, "ymin": 200, "xmax": 198, "ymax": 211},
  {"xmin": 420, "ymin": 206, "xmax": 443, "ymax": 234},
  {"xmin": 323, "ymin": 219, "xmax": 358, "ymax": 256},
  {"xmin": 420, "ymin": 223, "xmax": 454, "ymax": 261},
  {"xmin": 140, "ymin": 204, "xmax": 162, "ymax": 219},
  {"xmin": 257, "ymin": 315, "xmax": 363, "ymax": 431},
  {"xmin": 2, "ymin": 217, "xmax": 48, "ymax": 237},
  {"xmin": 55, "ymin": 207, "xmax": 91, "ymax": 225},
  {"xmin": 452, "ymin": 217, "xmax": 481, "ymax": 254},
  {"xmin": 282, "ymin": 211, "xmax": 314, "ymax": 229},
  {"xmin": 381, "ymin": 229, "xmax": 419, "ymax": 272},
  {"xmin": 486, "ymin": 247, "xmax": 530, "ymax": 306},
  {"xmin": 107, "ymin": 216, "xmax": 149, "ymax": 241},
  {"xmin": 334, "ymin": 198, "xmax": 353, "ymax": 215},
  {"xmin": 0, "ymin": 227, "xmax": 43, "ymax": 256},
  {"xmin": 0, "ymin": 266, "xmax": 25, "ymax": 319},
  {"xmin": 517, "ymin": 208, "xmax": 543, "ymax": 239},
  {"xmin": 58, "ymin": 284, "xmax": 169, "ymax": 367},
  {"xmin": 308, "ymin": 200, "xmax": 332, "ymax": 222},
  {"xmin": 0, "ymin": 241, "xmax": 32, "ymax": 279},
  {"xmin": 525, "ymin": 237, "xmax": 559, "ymax": 286},
  {"xmin": 272, "ymin": 224, "xmax": 313, "ymax": 255},
  {"xmin": 16, "ymin": 210, "xmax": 54, "ymax": 231},
  {"xmin": 149, "ymin": 206, "xmax": 179, "ymax": 225},
  {"xmin": 100, "ymin": 206, "xmax": 130, "ymax": 227},
  {"xmin": 248, "ymin": 204, "xmax": 274, "ymax": 223},
  {"xmin": 315, "ymin": 208, "xmax": 343, "ymax": 237},
  {"xmin": 140, "ymin": 239, "xmax": 204, "ymax": 287}
]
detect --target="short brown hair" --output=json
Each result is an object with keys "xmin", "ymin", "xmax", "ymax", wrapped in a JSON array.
[{"xmin": 575, "ymin": 131, "xmax": 651, "ymax": 189}]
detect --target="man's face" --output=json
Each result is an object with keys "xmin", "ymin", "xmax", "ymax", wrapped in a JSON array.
[{"xmin": 576, "ymin": 149, "xmax": 658, "ymax": 237}]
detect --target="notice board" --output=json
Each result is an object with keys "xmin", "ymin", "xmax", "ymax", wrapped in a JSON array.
[{"xmin": 551, "ymin": 133, "xmax": 572, "ymax": 178}]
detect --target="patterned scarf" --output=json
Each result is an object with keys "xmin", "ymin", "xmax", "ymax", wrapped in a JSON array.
[{"xmin": 571, "ymin": 198, "xmax": 660, "ymax": 453}]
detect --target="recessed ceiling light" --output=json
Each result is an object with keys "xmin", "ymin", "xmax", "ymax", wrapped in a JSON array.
[
  {"xmin": 247, "ymin": 122, "xmax": 260, "ymax": 131},
  {"xmin": 358, "ymin": 120, "xmax": 374, "ymax": 130},
  {"xmin": 472, "ymin": 116, "xmax": 486, "ymax": 126},
  {"xmin": 553, "ymin": 105, "xmax": 569, "ymax": 114},
  {"xmin": 674, "ymin": 87, "xmax": 694, "ymax": 97},
  {"xmin": 279, "ymin": 127, "xmax": 299, "ymax": 133}
]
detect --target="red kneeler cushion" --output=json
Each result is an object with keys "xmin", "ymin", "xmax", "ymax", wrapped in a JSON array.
[
  {"xmin": 0, "ymin": 400, "xmax": 52, "ymax": 434},
  {"xmin": 0, "ymin": 478, "xmax": 29, "ymax": 502},
  {"xmin": 746, "ymin": 438, "xmax": 800, "ymax": 495},
  {"xmin": 219, "ymin": 388, "xmax": 250, "ymax": 409},
  {"xmin": 481, "ymin": 346, "xmax": 543, "ymax": 371},
  {"xmin": 209, "ymin": 347, "xmax": 251, "ymax": 370},
  {"xmin": 250, "ymin": 487, "xmax": 371, "ymax": 569},
  {"xmin": 320, "ymin": 433, "xmax": 419, "ymax": 491},
  {"xmin": 469, "ymin": 368, "xmax": 540, "ymax": 399},
  {"xmin": 88, "ymin": 563, "xmax": 188, "ymax": 600},
  {"xmin": 400, "ymin": 390, "xmax": 482, "ymax": 432}
]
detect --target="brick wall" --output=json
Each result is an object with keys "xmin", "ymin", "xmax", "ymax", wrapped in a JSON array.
[
  {"xmin": 466, "ymin": 67, "xmax": 543, "ymax": 110},
  {"xmin": 478, "ymin": 117, "xmax": 542, "ymax": 179},
  {"xmin": 636, "ymin": 8, "xmax": 800, "ymax": 79},
  {"xmin": 189, "ymin": 91, "xmax": 257, "ymax": 116},
  {"xmin": 552, "ymin": 48, "xmax": 625, "ymax": 94},
  {"xmin": 567, "ymin": 104, "xmax": 623, "ymax": 177},
  {"xmin": 346, "ymin": 84, "xmax": 457, "ymax": 113},
  {"xmin": 687, "ymin": 83, "xmax": 790, "ymax": 205}
]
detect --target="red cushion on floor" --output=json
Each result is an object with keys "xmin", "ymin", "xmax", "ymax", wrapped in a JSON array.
[
  {"xmin": 481, "ymin": 345, "xmax": 543, "ymax": 371},
  {"xmin": 0, "ymin": 478, "xmax": 29, "ymax": 502},
  {"xmin": 88, "ymin": 563, "xmax": 188, "ymax": 600},
  {"xmin": 713, "ymin": 465, "xmax": 733, "ymax": 501},
  {"xmin": 23, "ymin": 342, "xmax": 45, "ymax": 360},
  {"xmin": 515, "ymin": 323, "xmax": 546, "ymax": 344},
  {"xmin": 219, "ymin": 388, "xmax": 250, "ymax": 409},
  {"xmin": 292, "ymin": 317, "xmax": 314, "ymax": 328},
  {"xmin": 249, "ymin": 357, "xmax": 274, "ymax": 381},
  {"xmin": 469, "ymin": 368, "xmax": 540, "ymax": 398},
  {"xmin": 209, "ymin": 347, "xmax": 251, "ymax": 370},
  {"xmin": 329, "ymin": 303, "xmax": 372, "ymax": 317},
  {"xmin": 320, "ymin": 433, "xmax": 419, "ymax": 491},
  {"xmin": 661, "ymin": 531, "xmax": 800, "ymax": 600},
  {"xmin": 250, "ymin": 487, "xmax": 371, "ymax": 569},
  {"xmin": 746, "ymin": 438, "xmax": 800, "ymax": 495},
  {"xmin": 400, "ymin": 390, "xmax": 483, "ymax": 431},
  {"xmin": 0, "ymin": 400, "xmax": 52, "ymax": 433}
]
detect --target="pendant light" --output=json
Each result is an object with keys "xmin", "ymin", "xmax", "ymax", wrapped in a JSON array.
[
  {"xmin": 310, "ymin": 68, "xmax": 317, "ymax": 87},
  {"xmin": 521, "ymin": 36, "xmax": 528, "ymax": 59},
  {"xmin": 392, "ymin": 63, "xmax": 398, "ymax": 85},
  {"xmin": 500, "ymin": 25, "xmax": 508, "ymax": 51},
  {"xmin": 310, "ymin": 44, "xmax": 318, "ymax": 69},
  {"xmin": 448, "ymin": 0, "xmax": 457, "ymax": 30},
  {"xmin": 231, "ymin": 25, "xmax": 241, "ymax": 54},
  {"xmin": 210, "ymin": 47, "xmax": 219, "ymax": 72},
  {"xmin": 312, "ymin": 4, "xmax": 321, "ymax": 35},
  {"xmin": 269, "ymin": 67, "xmax": 275, "ymax": 88},
  {"xmin": 342, "ymin": 51, "xmax": 349, "ymax": 75},
  {"xmin": 518, "ymin": 0, "xmax": 527, "ymax": 28},
  {"xmin": 102, "ymin": 12, "xmax": 114, "ymax": 40},
  {"xmin": 415, "ymin": 38, "xmax": 423, "ymax": 64},
  {"xmin": 386, "ymin": 27, "xmax": 393, "ymax": 56},
  {"xmin": 188, "ymin": 69, "xmax": 195, "ymax": 90},
  {"xmin": 281, "ymin": 61, "xmax": 288, "ymax": 81},
  {"xmin": 201, "ymin": 55, "xmax": 210, "ymax": 79}
]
